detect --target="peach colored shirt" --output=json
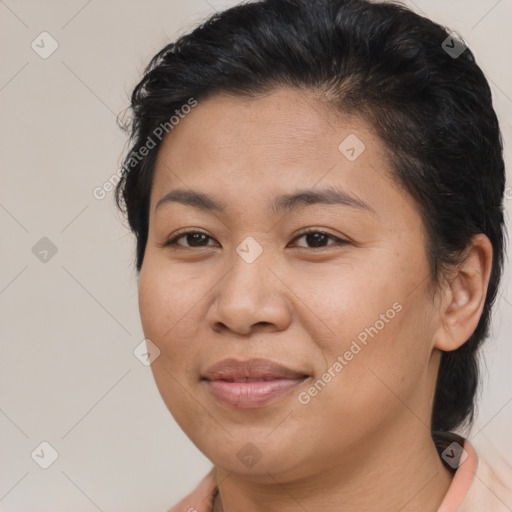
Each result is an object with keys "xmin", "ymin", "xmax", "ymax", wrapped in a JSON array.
[
  {"xmin": 168, "ymin": 438, "xmax": 512, "ymax": 512},
  {"xmin": 439, "ymin": 438, "xmax": 512, "ymax": 511}
]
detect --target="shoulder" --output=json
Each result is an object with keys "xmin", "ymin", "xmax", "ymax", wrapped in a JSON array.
[
  {"xmin": 167, "ymin": 468, "xmax": 217, "ymax": 512},
  {"xmin": 458, "ymin": 438, "xmax": 512, "ymax": 512}
]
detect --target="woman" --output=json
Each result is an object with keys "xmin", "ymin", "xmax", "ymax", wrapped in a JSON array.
[{"xmin": 115, "ymin": 0, "xmax": 511, "ymax": 510}]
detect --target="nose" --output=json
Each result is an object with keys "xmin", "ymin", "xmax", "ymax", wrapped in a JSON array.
[{"xmin": 206, "ymin": 249, "xmax": 293, "ymax": 336}]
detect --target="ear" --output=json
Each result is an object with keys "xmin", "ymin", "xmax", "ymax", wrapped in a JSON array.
[{"xmin": 433, "ymin": 234, "xmax": 493, "ymax": 352}]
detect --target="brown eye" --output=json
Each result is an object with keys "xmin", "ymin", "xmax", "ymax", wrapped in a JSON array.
[
  {"xmin": 292, "ymin": 230, "xmax": 348, "ymax": 249},
  {"xmin": 164, "ymin": 231, "xmax": 217, "ymax": 248},
  {"xmin": 162, "ymin": 229, "xmax": 348, "ymax": 251}
]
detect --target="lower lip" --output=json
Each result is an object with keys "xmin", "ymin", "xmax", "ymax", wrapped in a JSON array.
[{"xmin": 205, "ymin": 378, "xmax": 307, "ymax": 408}]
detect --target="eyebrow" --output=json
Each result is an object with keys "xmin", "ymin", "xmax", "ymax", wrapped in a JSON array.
[{"xmin": 154, "ymin": 187, "xmax": 376, "ymax": 216}]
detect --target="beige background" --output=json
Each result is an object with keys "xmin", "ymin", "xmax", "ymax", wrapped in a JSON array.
[{"xmin": 1, "ymin": 0, "xmax": 511, "ymax": 510}]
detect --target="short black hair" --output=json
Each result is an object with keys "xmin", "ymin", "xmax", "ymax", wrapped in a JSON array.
[{"xmin": 115, "ymin": 0, "xmax": 506, "ymax": 434}]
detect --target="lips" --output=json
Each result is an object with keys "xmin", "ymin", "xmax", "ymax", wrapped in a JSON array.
[
  {"xmin": 202, "ymin": 358, "xmax": 308, "ymax": 381},
  {"xmin": 201, "ymin": 358, "xmax": 309, "ymax": 408}
]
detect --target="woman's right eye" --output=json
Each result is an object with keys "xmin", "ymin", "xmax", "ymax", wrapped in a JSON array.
[{"xmin": 163, "ymin": 231, "xmax": 218, "ymax": 248}]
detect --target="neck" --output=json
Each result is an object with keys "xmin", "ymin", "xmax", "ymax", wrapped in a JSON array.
[{"xmin": 212, "ymin": 424, "xmax": 454, "ymax": 512}]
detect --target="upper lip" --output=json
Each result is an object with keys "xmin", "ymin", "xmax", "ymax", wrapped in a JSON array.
[{"xmin": 202, "ymin": 358, "xmax": 309, "ymax": 381}]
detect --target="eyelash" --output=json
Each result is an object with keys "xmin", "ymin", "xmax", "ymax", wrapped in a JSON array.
[{"xmin": 162, "ymin": 228, "xmax": 349, "ymax": 250}]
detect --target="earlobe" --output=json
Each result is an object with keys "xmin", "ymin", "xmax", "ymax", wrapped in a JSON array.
[{"xmin": 434, "ymin": 234, "xmax": 493, "ymax": 352}]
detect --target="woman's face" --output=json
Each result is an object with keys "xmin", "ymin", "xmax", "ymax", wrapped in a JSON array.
[{"xmin": 138, "ymin": 87, "xmax": 444, "ymax": 481}]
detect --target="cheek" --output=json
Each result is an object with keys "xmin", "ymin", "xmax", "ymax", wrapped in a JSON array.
[
  {"xmin": 316, "ymin": 298, "xmax": 435, "ymax": 429},
  {"xmin": 138, "ymin": 257, "xmax": 200, "ymax": 344},
  {"xmin": 138, "ymin": 253, "xmax": 225, "ymax": 369},
  {"xmin": 138, "ymin": 259, "xmax": 167, "ymax": 338},
  {"xmin": 305, "ymin": 265, "xmax": 434, "ymax": 410},
  {"xmin": 137, "ymin": 262, "xmax": 203, "ymax": 412},
  {"xmin": 299, "ymin": 266, "xmax": 398, "ymax": 356},
  {"xmin": 138, "ymin": 263, "xmax": 205, "ymax": 428}
]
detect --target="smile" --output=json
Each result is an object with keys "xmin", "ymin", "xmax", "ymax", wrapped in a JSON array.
[{"xmin": 201, "ymin": 358, "xmax": 310, "ymax": 408}]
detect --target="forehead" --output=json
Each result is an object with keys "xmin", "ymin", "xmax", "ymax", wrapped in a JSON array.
[
  {"xmin": 157, "ymin": 90, "xmax": 339, "ymax": 173},
  {"xmin": 149, "ymin": 87, "xmax": 403, "ymax": 217}
]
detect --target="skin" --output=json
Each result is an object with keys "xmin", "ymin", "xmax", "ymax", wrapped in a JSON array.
[{"xmin": 138, "ymin": 87, "xmax": 493, "ymax": 512}]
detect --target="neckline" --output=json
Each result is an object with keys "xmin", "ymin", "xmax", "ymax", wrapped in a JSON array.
[
  {"xmin": 436, "ymin": 434, "xmax": 478, "ymax": 511},
  {"xmin": 209, "ymin": 432, "xmax": 478, "ymax": 512}
]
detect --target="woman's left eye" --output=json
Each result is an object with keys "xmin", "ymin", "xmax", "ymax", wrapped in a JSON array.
[{"xmin": 290, "ymin": 230, "xmax": 348, "ymax": 249}]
